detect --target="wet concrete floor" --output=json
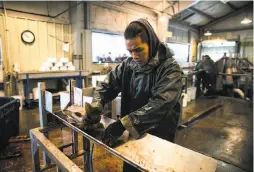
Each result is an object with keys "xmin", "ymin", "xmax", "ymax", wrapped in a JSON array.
[{"xmin": 176, "ymin": 96, "xmax": 253, "ymax": 172}]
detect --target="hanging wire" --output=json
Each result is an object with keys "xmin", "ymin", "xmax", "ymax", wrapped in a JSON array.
[
  {"xmin": 47, "ymin": 1, "xmax": 83, "ymax": 23},
  {"xmin": 118, "ymin": 0, "xmax": 127, "ymax": 6},
  {"xmin": 46, "ymin": 1, "xmax": 50, "ymax": 17}
]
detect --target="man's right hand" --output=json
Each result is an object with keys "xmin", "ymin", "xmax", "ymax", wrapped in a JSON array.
[{"xmin": 84, "ymin": 102, "xmax": 103, "ymax": 125}]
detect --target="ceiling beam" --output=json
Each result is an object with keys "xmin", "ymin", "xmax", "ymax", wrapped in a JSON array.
[
  {"xmin": 202, "ymin": 2, "xmax": 253, "ymax": 29},
  {"xmin": 169, "ymin": 19, "xmax": 199, "ymax": 33},
  {"xmin": 188, "ymin": 7, "xmax": 215, "ymax": 20},
  {"xmin": 162, "ymin": 1, "xmax": 175, "ymax": 13},
  {"xmin": 180, "ymin": 13, "xmax": 195, "ymax": 21},
  {"xmin": 127, "ymin": 1, "xmax": 174, "ymax": 16},
  {"xmin": 210, "ymin": 26, "xmax": 253, "ymax": 33},
  {"xmin": 225, "ymin": 2, "xmax": 237, "ymax": 11}
]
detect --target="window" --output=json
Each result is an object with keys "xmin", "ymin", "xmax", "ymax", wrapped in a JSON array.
[
  {"xmin": 201, "ymin": 41, "xmax": 236, "ymax": 62},
  {"xmin": 92, "ymin": 32, "xmax": 129, "ymax": 63},
  {"xmin": 167, "ymin": 42, "xmax": 189, "ymax": 64}
]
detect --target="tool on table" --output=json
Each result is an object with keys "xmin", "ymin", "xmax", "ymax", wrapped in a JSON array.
[
  {"xmin": 60, "ymin": 101, "xmax": 103, "ymax": 130},
  {"xmin": 178, "ymin": 101, "xmax": 224, "ymax": 130}
]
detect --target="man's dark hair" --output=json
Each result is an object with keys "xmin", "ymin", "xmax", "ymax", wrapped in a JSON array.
[
  {"xmin": 124, "ymin": 22, "xmax": 148, "ymax": 43},
  {"xmin": 205, "ymin": 55, "xmax": 210, "ymax": 59}
]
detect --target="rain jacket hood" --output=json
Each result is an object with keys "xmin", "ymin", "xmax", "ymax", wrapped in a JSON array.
[{"xmin": 128, "ymin": 18, "xmax": 174, "ymax": 73}]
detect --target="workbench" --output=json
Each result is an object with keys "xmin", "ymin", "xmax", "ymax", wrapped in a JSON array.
[
  {"xmin": 29, "ymin": 82, "xmax": 218, "ymax": 172},
  {"xmin": 18, "ymin": 71, "xmax": 90, "ymax": 105},
  {"xmin": 176, "ymin": 96, "xmax": 253, "ymax": 172},
  {"xmin": 30, "ymin": 112, "xmax": 217, "ymax": 172}
]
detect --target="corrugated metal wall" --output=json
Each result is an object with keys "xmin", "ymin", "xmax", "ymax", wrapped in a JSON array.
[
  {"xmin": 167, "ymin": 26, "xmax": 189, "ymax": 43},
  {"xmin": 0, "ymin": 15, "xmax": 72, "ymax": 72},
  {"xmin": 90, "ymin": 4, "xmax": 157, "ymax": 34}
]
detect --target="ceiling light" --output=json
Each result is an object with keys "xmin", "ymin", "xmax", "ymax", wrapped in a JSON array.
[
  {"xmin": 220, "ymin": 0, "xmax": 230, "ymax": 4},
  {"xmin": 159, "ymin": 13, "xmax": 168, "ymax": 23},
  {"xmin": 204, "ymin": 31, "xmax": 212, "ymax": 36},
  {"xmin": 241, "ymin": 17, "xmax": 252, "ymax": 24}
]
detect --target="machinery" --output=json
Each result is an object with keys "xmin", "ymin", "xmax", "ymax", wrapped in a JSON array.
[
  {"xmin": 215, "ymin": 57, "xmax": 253, "ymax": 100},
  {"xmin": 194, "ymin": 56, "xmax": 253, "ymax": 100}
]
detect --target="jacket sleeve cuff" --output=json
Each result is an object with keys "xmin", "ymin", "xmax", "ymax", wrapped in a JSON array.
[{"xmin": 120, "ymin": 115, "xmax": 140, "ymax": 139}]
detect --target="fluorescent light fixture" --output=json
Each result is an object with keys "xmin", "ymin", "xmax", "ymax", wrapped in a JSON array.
[
  {"xmin": 241, "ymin": 17, "xmax": 252, "ymax": 24},
  {"xmin": 159, "ymin": 15, "xmax": 168, "ymax": 23},
  {"xmin": 204, "ymin": 31, "xmax": 212, "ymax": 36},
  {"xmin": 220, "ymin": 0, "xmax": 230, "ymax": 4}
]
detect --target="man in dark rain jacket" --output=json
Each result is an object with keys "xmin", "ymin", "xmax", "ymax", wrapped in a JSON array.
[
  {"xmin": 86, "ymin": 18, "xmax": 182, "ymax": 172},
  {"xmin": 195, "ymin": 55, "xmax": 217, "ymax": 96}
]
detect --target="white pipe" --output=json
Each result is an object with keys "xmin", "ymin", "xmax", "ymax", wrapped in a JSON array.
[{"xmin": 2, "ymin": 2, "xmax": 10, "ymax": 73}]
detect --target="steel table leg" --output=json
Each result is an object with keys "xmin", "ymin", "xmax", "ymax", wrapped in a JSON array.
[
  {"xmin": 79, "ymin": 71, "xmax": 82, "ymax": 88},
  {"xmin": 83, "ymin": 137, "xmax": 91, "ymax": 172},
  {"xmin": 30, "ymin": 134, "xmax": 40, "ymax": 171},
  {"xmin": 72, "ymin": 130, "xmax": 79, "ymax": 154}
]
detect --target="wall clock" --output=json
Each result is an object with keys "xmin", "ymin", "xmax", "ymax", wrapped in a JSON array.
[{"xmin": 21, "ymin": 30, "xmax": 35, "ymax": 44}]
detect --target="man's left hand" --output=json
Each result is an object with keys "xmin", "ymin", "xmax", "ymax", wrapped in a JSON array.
[{"xmin": 101, "ymin": 120, "xmax": 125, "ymax": 147}]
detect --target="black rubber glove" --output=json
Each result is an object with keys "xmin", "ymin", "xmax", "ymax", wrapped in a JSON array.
[
  {"xmin": 84, "ymin": 102, "xmax": 102, "ymax": 125},
  {"xmin": 101, "ymin": 120, "xmax": 125, "ymax": 147}
]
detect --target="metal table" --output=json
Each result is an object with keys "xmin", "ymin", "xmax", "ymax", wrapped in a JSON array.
[
  {"xmin": 18, "ymin": 70, "xmax": 90, "ymax": 106},
  {"xmin": 30, "ymin": 111, "xmax": 218, "ymax": 172},
  {"xmin": 29, "ymin": 114, "xmax": 135, "ymax": 172},
  {"xmin": 29, "ymin": 82, "xmax": 218, "ymax": 172}
]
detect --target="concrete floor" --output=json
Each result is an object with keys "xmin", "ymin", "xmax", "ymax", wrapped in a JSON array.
[
  {"xmin": 176, "ymin": 97, "xmax": 253, "ymax": 172},
  {"xmin": 0, "ymin": 96, "xmax": 253, "ymax": 172}
]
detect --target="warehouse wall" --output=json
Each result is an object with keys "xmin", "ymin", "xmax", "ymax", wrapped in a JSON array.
[
  {"xmin": 70, "ymin": 1, "xmax": 84, "ymax": 56},
  {"xmin": 202, "ymin": 11, "xmax": 253, "ymax": 62},
  {"xmin": 202, "ymin": 30, "xmax": 253, "ymax": 62},
  {"xmin": 82, "ymin": 2, "xmax": 158, "ymax": 73},
  {"xmin": 0, "ymin": 1, "xmax": 70, "ymax": 24},
  {"xmin": 0, "ymin": 1, "xmax": 72, "ymax": 72},
  {"xmin": 0, "ymin": 15, "xmax": 71, "ymax": 72},
  {"xmin": 90, "ymin": 3, "xmax": 157, "ymax": 33}
]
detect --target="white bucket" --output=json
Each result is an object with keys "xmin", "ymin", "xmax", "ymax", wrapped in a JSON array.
[
  {"xmin": 182, "ymin": 93, "xmax": 188, "ymax": 107},
  {"xmin": 187, "ymin": 88, "xmax": 192, "ymax": 102},
  {"xmin": 33, "ymin": 87, "xmax": 39, "ymax": 100},
  {"xmin": 191, "ymin": 87, "xmax": 197, "ymax": 100}
]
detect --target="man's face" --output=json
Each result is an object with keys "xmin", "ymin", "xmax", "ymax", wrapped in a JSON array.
[{"xmin": 125, "ymin": 36, "xmax": 149, "ymax": 65}]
